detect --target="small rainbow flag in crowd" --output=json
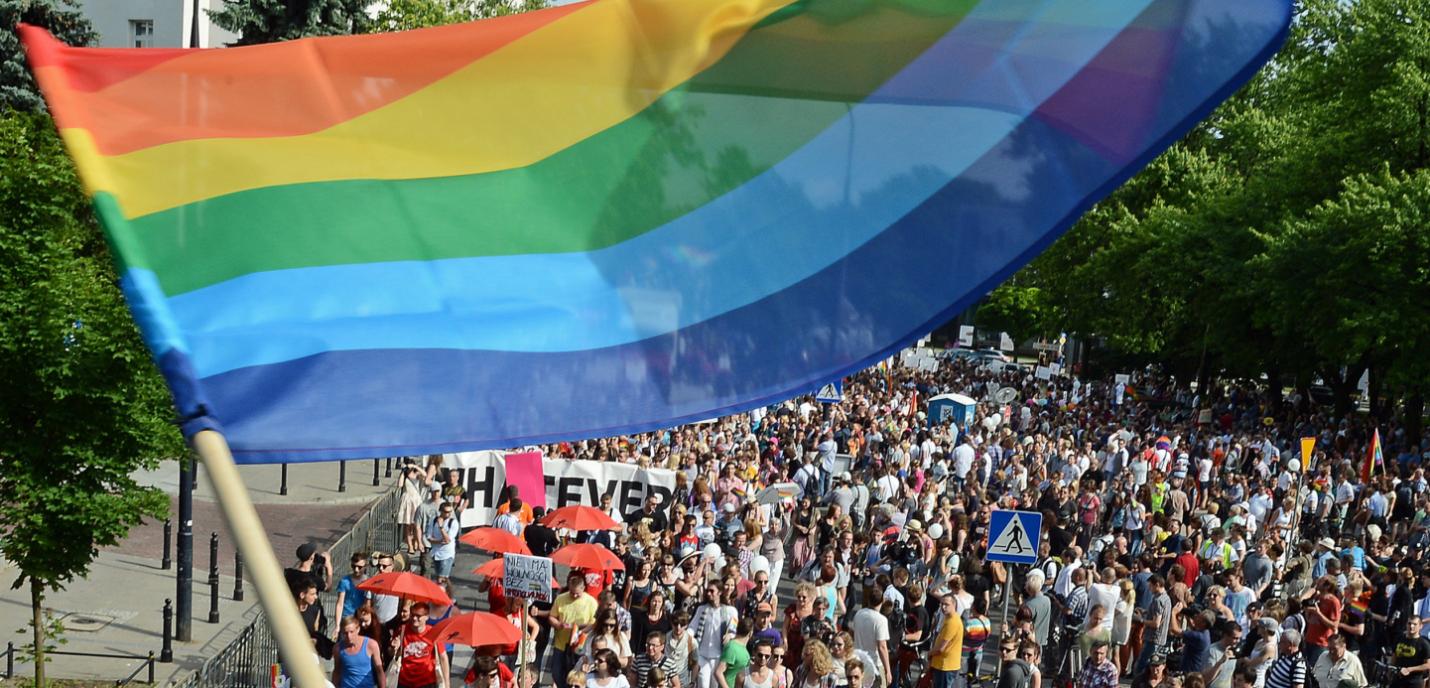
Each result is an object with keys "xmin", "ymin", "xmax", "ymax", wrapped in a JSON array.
[
  {"xmin": 1362, "ymin": 428, "xmax": 1384, "ymax": 483},
  {"xmin": 21, "ymin": 0, "xmax": 1290, "ymax": 463}
]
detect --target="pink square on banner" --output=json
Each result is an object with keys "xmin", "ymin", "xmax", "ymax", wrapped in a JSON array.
[{"xmin": 504, "ymin": 451, "xmax": 546, "ymax": 509}]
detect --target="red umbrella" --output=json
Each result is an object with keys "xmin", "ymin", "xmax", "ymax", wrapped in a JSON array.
[
  {"xmin": 459, "ymin": 527, "xmax": 531, "ymax": 555},
  {"xmin": 357, "ymin": 571, "xmax": 452, "ymax": 606},
  {"xmin": 551, "ymin": 543, "xmax": 625, "ymax": 571},
  {"xmin": 540, "ymin": 505, "xmax": 619, "ymax": 531},
  {"xmin": 473, "ymin": 557, "xmax": 506, "ymax": 579},
  {"xmin": 424, "ymin": 611, "xmax": 520, "ymax": 648},
  {"xmin": 472, "ymin": 557, "xmax": 559, "ymax": 587}
]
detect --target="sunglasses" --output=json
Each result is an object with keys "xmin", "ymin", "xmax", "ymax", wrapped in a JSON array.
[
  {"xmin": 377, "ymin": 562, "xmax": 393, "ymax": 570},
  {"xmin": 755, "ymin": 654, "xmax": 771, "ymax": 660}
]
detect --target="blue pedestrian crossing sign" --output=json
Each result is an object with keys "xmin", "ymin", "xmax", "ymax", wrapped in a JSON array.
[
  {"xmin": 985, "ymin": 510, "xmax": 1041, "ymax": 565},
  {"xmin": 815, "ymin": 380, "xmax": 844, "ymax": 403}
]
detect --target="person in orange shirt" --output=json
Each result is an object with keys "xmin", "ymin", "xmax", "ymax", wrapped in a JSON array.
[{"xmin": 496, "ymin": 486, "xmax": 536, "ymax": 525}]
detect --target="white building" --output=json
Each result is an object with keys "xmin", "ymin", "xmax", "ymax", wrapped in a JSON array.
[{"xmin": 77, "ymin": 0, "xmax": 239, "ymax": 49}]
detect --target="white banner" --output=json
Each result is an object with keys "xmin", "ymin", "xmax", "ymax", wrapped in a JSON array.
[
  {"xmin": 442, "ymin": 453, "xmax": 678, "ymax": 528},
  {"xmin": 958, "ymin": 325, "xmax": 974, "ymax": 347}
]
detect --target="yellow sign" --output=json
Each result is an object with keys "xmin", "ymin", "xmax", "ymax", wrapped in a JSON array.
[{"xmin": 1300, "ymin": 437, "xmax": 1317, "ymax": 473}]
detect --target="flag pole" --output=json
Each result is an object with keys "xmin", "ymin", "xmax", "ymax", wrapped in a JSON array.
[{"xmin": 191, "ymin": 430, "xmax": 326, "ymax": 688}]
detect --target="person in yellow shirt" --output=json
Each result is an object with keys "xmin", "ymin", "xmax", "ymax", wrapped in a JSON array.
[
  {"xmin": 931, "ymin": 593, "xmax": 965, "ymax": 688},
  {"xmin": 550, "ymin": 572, "xmax": 598, "ymax": 685}
]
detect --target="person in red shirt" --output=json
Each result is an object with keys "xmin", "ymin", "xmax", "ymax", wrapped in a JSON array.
[
  {"xmin": 397, "ymin": 602, "xmax": 449, "ymax": 688},
  {"xmin": 1302, "ymin": 576, "xmax": 1343, "ymax": 669},
  {"xmin": 1174, "ymin": 548, "xmax": 1200, "ymax": 589},
  {"xmin": 465, "ymin": 653, "xmax": 517, "ymax": 688}
]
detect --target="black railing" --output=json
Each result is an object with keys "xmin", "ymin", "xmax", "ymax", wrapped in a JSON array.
[
  {"xmin": 1, "ymin": 642, "xmax": 156, "ymax": 684},
  {"xmin": 173, "ymin": 482, "xmax": 402, "ymax": 688}
]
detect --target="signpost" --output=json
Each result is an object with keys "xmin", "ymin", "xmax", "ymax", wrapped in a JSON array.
[
  {"xmin": 504, "ymin": 553, "xmax": 553, "ymax": 670},
  {"xmin": 986, "ymin": 509, "xmax": 1043, "ymax": 674}
]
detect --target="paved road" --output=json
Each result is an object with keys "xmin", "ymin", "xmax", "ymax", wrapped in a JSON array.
[{"xmin": 1, "ymin": 459, "xmax": 397, "ymax": 684}]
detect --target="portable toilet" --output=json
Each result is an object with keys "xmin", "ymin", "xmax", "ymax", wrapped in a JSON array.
[{"xmin": 927, "ymin": 393, "xmax": 976, "ymax": 428}]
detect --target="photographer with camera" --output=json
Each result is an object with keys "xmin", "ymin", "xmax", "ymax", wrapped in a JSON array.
[{"xmin": 285, "ymin": 542, "xmax": 332, "ymax": 596}]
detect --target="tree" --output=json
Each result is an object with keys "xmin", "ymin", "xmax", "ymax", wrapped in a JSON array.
[
  {"xmin": 208, "ymin": 0, "xmax": 376, "ymax": 45},
  {"xmin": 991, "ymin": 0, "xmax": 1430, "ymax": 435},
  {"xmin": 1260, "ymin": 168, "xmax": 1430, "ymax": 432},
  {"xmin": 974, "ymin": 282, "xmax": 1049, "ymax": 345},
  {"xmin": 374, "ymin": 0, "xmax": 548, "ymax": 32},
  {"xmin": 0, "ymin": 0, "xmax": 96, "ymax": 112},
  {"xmin": 0, "ymin": 110, "xmax": 183, "ymax": 687}
]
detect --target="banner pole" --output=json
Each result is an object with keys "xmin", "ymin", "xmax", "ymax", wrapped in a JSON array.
[
  {"xmin": 191, "ymin": 430, "xmax": 325, "ymax": 688},
  {"xmin": 519, "ymin": 601, "xmax": 528, "ymax": 668}
]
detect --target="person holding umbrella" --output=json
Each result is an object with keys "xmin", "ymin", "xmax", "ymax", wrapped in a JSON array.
[{"xmin": 396, "ymin": 601, "xmax": 450, "ymax": 688}]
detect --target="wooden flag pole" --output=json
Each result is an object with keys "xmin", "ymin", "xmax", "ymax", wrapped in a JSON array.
[{"xmin": 191, "ymin": 430, "xmax": 326, "ymax": 688}]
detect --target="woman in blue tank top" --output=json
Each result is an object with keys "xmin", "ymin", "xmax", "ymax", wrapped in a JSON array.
[{"xmin": 333, "ymin": 616, "xmax": 386, "ymax": 688}]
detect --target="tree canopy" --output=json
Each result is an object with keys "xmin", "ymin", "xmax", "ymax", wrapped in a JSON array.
[
  {"xmin": 209, "ymin": 0, "xmax": 548, "ymax": 43},
  {"xmin": 209, "ymin": 0, "xmax": 376, "ymax": 45},
  {"xmin": 0, "ymin": 109, "xmax": 183, "ymax": 685},
  {"xmin": 989, "ymin": 0, "xmax": 1430, "ymax": 427},
  {"xmin": 0, "ymin": 0, "xmax": 95, "ymax": 112}
]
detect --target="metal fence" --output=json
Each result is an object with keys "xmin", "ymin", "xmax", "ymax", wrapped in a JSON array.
[{"xmin": 174, "ymin": 483, "xmax": 401, "ymax": 688}]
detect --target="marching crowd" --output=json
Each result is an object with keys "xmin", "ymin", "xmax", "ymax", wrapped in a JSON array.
[{"xmin": 299, "ymin": 348, "xmax": 1430, "ymax": 688}]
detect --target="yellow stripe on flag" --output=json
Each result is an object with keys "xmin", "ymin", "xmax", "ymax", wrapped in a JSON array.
[{"xmin": 58, "ymin": 0, "xmax": 792, "ymax": 219}]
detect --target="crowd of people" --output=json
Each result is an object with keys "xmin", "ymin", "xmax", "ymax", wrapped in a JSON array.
[{"xmin": 293, "ymin": 346, "xmax": 1430, "ymax": 688}]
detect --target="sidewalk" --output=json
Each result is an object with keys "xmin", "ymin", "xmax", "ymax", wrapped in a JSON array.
[{"xmin": 1, "ymin": 459, "xmax": 400, "ymax": 684}]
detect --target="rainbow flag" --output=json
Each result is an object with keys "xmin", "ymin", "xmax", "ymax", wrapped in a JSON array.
[
  {"xmin": 21, "ymin": 0, "xmax": 1290, "ymax": 463},
  {"xmin": 1362, "ymin": 428, "xmax": 1384, "ymax": 483}
]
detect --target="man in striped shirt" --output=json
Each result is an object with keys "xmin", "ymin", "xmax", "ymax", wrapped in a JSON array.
[
  {"xmin": 1265, "ymin": 628, "xmax": 1307, "ymax": 688},
  {"xmin": 631, "ymin": 632, "xmax": 685, "ymax": 688}
]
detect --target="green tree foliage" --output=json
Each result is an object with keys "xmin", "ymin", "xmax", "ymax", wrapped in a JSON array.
[
  {"xmin": 991, "ymin": 0, "xmax": 1430, "ymax": 425},
  {"xmin": 974, "ymin": 282, "xmax": 1050, "ymax": 345},
  {"xmin": 375, "ymin": 0, "xmax": 549, "ymax": 32},
  {"xmin": 0, "ymin": 110, "xmax": 182, "ymax": 687},
  {"xmin": 208, "ymin": 0, "xmax": 376, "ymax": 45},
  {"xmin": 0, "ymin": 0, "xmax": 96, "ymax": 112},
  {"xmin": 209, "ymin": 0, "xmax": 547, "ymax": 43}
]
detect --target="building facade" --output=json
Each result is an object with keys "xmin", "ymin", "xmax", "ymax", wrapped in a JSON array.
[{"xmin": 78, "ymin": 0, "xmax": 239, "ymax": 49}]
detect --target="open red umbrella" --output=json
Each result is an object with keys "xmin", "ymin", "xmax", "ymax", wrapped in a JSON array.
[
  {"xmin": 459, "ymin": 527, "xmax": 531, "ymax": 555},
  {"xmin": 424, "ymin": 611, "xmax": 520, "ymax": 648},
  {"xmin": 551, "ymin": 543, "xmax": 625, "ymax": 571},
  {"xmin": 540, "ymin": 505, "xmax": 619, "ymax": 531},
  {"xmin": 357, "ymin": 571, "xmax": 452, "ymax": 606},
  {"xmin": 473, "ymin": 557, "xmax": 506, "ymax": 579},
  {"xmin": 473, "ymin": 558, "xmax": 560, "ymax": 587}
]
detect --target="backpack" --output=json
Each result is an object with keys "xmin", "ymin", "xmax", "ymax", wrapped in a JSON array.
[{"xmin": 888, "ymin": 603, "xmax": 907, "ymax": 647}]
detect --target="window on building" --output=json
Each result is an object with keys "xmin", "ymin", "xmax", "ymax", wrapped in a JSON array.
[{"xmin": 129, "ymin": 20, "xmax": 154, "ymax": 48}]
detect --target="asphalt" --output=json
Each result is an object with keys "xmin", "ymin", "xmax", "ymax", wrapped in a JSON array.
[{"xmin": 0, "ymin": 458, "xmax": 395, "ymax": 685}]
